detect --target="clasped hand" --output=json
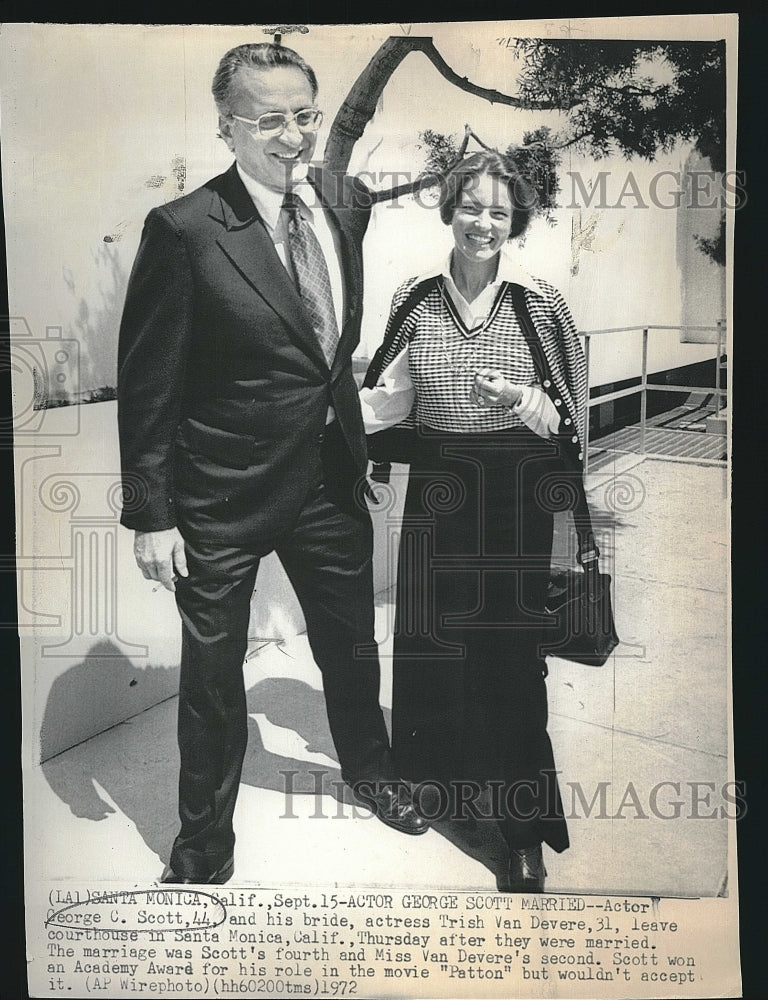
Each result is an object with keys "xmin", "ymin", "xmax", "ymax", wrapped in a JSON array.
[{"xmin": 471, "ymin": 368, "xmax": 523, "ymax": 409}]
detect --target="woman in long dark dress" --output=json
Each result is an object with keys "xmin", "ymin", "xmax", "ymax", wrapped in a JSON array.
[{"xmin": 360, "ymin": 151, "xmax": 588, "ymax": 891}]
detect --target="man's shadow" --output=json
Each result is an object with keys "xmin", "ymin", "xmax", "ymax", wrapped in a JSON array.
[
  {"xmin": 40, "ymin": 644, "xmax": 354, "ymax": 866},
  {"xmin": 41, "ymin": 642, "xmax": 508, "ymax": 882}
]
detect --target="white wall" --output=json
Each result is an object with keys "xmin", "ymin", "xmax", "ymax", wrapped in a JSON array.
[
  {"xmin": 2, "ymin": 23, "xmax": 725, "ymax": 398},
  {"xmin": 4, "ymin": 21, "xmax": 729, "ymax": 757}
]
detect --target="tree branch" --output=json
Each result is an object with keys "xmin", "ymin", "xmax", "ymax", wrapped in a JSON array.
[
  {"xmin": 324, "ymin": 36, "xmax": 560, "ymax": 174},
  {"xmin": 543, "ymin": 130, "xmax": 598, "ymax": 152},
  {"xmin": 369, "ymin": 124, "xmax": 569, "ymax": 204},
  {"xmin": 370, "ymin": 124, "xmax": 495, "ymax": 203},
  {"xmin": 415, "ymin": 38, "xmax": 560, "ymax": 111},
  {"xmin": 602, "ymin": 83, "xmax": 665, "ymax": 98},
  {"xmin": 370, "ymin": 174, "xmax": 441, "ymax": 205}
]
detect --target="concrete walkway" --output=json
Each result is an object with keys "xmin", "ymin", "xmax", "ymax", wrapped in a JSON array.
[{"xmin": 31, "ymin": 456, "xmax": 730, "ymax": 898}]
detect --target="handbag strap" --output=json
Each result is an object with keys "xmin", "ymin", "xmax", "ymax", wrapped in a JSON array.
[
  {"xmin": 363, "ymin": 277, "xmax": 440, "ymax": 484},
  {"xmin": 363, "ymin": 276, "xmax": 440, "ymax": 389},
  {"xmin": 508, "ymin": 283, "xmax": 599, "ymax": 569}
]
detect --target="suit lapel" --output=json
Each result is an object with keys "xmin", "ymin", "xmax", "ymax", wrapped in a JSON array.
[{"xmin": 211, "ymin": 165, "xmax": 328, "ymax": 371}]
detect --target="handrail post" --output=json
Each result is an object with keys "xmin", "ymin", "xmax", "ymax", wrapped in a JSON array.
[
  {"xmin": 583, "ymin": 333, "xmax": 591, "ymax": 473},
  {"xmin": 640, "ymin": 329, "xmax": 649, "ymax": 455},
  {"xmin": 715, "ymin": 319, "xmax": 723, "ymax": 417}
]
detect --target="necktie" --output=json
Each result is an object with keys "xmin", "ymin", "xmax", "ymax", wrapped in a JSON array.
[{"xmin": 283, "ymin": 192, "xmax": 339, "ymax": 366}]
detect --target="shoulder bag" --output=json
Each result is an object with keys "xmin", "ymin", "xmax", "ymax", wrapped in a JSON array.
[{"xmin": 509, "ymin": 283, "xmax": 620, "ymax": 667}]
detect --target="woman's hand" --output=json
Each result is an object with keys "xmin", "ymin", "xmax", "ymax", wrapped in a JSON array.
[{"xmin": 471, "ymin": 368, "xmax": 523, "ymax": 409}]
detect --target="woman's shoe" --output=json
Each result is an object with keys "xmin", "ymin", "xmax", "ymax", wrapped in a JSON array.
[{"xmin": 498, "ymin": 844, "xmax": 546, "ymax": 892}]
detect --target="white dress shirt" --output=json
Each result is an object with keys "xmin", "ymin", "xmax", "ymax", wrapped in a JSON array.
[
  {"xmin": 237, "ymin": 163, "xmax": 345, "ymax": 330},
  {"xmin": 360, "ymin": 251, "xmax": 561, "ymax": 439},
  {"xmin": 237, "ymin": 164, "xmax": 343, "ymax": 422}
]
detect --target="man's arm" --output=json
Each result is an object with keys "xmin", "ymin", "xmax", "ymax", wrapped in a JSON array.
[{"xmin": 118, "ymin": 206, "xmax": 194, "ymax": 587}]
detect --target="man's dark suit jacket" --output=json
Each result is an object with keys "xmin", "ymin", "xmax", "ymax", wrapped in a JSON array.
[{"xmin": 117, "ymin": 162, "xmax": 373, "ymax": 546}]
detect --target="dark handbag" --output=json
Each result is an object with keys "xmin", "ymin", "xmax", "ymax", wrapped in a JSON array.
[
  {"xmin": 366, "ymin": 425, "xmax": 423, "ymax": 466},
  {"xmin": 541, "ymin": 567, "xmax": 620, "ymax": 666},
  {"xmin": 509, "ymin": 284, "xmax": 620, "ymax": 666}
]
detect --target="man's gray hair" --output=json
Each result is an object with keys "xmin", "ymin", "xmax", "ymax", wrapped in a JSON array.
[{"xmin": 212, "ymin": 42, "xmax": 318, "ymax": 116}]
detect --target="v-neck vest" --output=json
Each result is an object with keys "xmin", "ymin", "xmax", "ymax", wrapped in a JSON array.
[{"xmin": 408, "ymin": 281, "xmax": 540, "ymax": 433}]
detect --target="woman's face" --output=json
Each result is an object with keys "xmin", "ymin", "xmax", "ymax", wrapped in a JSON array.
[{"xmin": 451, "ymin": 172, "xmax": 513, "ymax": 265}]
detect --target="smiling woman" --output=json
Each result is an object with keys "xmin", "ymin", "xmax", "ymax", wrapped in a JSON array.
[
  {"xmin": 451, "ymin": 176, "xmax": 514, "ymax": 274},
  {"xmin": 360, "ymin": 149, "xmax": 588, "ymax": 893}
]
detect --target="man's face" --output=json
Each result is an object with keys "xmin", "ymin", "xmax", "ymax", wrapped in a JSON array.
[{"xmin": 220, "ymin": 65, "xmax": 318, "ymax": 193}]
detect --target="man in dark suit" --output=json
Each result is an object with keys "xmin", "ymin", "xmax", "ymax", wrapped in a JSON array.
[{"xmin": 118, "ymin": 42, "xmax": 428, "ymax": 885}]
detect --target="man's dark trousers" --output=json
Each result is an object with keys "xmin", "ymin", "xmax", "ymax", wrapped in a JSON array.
[{"xmin": 170, "ymin": 421, "xmax": 389, "ymax": 879}]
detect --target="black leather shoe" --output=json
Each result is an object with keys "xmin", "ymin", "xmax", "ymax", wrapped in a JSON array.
[
  {"xmin": 160, "ymin": 856, "xmax": 234, "ymax": 885},
  {"xmin": 498, "ymin": 845, "xmax": 546, "ymax": 892},
  {"xmin": 353, "ymin": 780, "xmax": 430, "ymax": 836}
]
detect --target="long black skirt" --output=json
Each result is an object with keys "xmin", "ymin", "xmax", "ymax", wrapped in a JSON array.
[{"xmin": 391, "ymin": 425, "xmax": 570, "ymax": 853}]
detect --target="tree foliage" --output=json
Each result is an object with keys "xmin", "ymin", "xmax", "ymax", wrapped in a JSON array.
[
  {"xmin": 325, "ymin": 36, "xmax": 726, "ymax": 263},
  {"xmin": 511, "ymin": 39, "xmax": 726, "ymax": 265},
  {"xmin": 695, "ymin": 213, "xmax": 726, "ymax": 267},
  {"xmin": 513, "ymin": 39, "xmax": 725, "ymax": 172}
]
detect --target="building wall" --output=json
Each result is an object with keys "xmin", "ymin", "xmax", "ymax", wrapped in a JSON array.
[
  {"xmin": 2, "ymin": 24, "xmax": 726, "ymax": 403},
  {"xmin": 4, "ymin": 23, "xmax": 727, "ymax": 758}
]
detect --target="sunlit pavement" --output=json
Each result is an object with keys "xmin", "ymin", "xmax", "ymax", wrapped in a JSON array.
[{"xmin": 32, "ymin": 456, "xmax": 730, "ymax": 898}]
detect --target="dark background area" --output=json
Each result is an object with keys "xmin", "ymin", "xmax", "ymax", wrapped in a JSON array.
[{"xmin": 1, "ymin": 5, "xmax": 763, "ymax": 999}]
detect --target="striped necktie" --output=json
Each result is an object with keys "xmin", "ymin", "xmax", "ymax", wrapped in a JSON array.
[{"xmin": 283, "ymin": 192, "xmax": 339, "ymax": 366}]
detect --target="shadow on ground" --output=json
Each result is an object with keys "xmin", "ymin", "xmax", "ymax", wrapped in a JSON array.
[{"xmin": 41, "ymin": 654, "xmax": 512, "ymax": 879}]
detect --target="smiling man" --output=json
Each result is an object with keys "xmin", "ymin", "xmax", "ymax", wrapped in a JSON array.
[{"xmin": 117, "ymin": 42, "xmax": 428, "ymax": 885}]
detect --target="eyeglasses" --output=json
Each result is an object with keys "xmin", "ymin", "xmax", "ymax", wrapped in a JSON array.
[{"xmin": 230, "ymin": 108, "xmax": 324, "ymax": 138}]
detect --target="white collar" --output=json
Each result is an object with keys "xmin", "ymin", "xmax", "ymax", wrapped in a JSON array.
[
  {"xmin": 415, "ymin": 249, "xmax": 542, "ymax": 296},
  {"xmin": 236, "ymin": 163, "xmax": 316, "ymax": 231}
]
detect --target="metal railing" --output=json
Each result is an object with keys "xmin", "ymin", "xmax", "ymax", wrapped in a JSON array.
[{"xmin": 580, "ymin": 322, "xmax": 727, "ymax": 472}]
